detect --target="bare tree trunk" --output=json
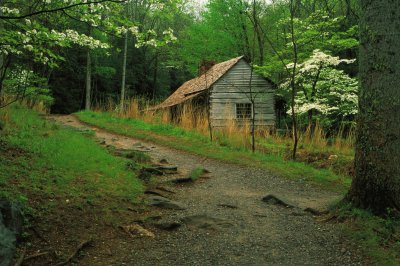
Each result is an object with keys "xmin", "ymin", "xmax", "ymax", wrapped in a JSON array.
[
  {"xmin": 307, "ymin": 109, "xmax": 313, "ymax": 130},
  {"xmin": 251, "ymin": 2, "xmax": 264, "ymax": 65},
  {"xmin": 120, "ymin": 31, "xmax": 128, "ymax": 111},
  {"xmin": 0, "ymin": 56, "xmax": 9, "ymax": 99},
  {"xmin": 307, "ymin": 65, "xmax": 321, "ymax": 130},
  {"xmin": 251, "ymin": 99, "xmax": 256, "ymax": 152},
  {"xmin": 249, "ymin": 60, "xmax": 256, "ymax": 153},
  {"xmin": 239, "ymin": 1, "xmax": 251, "ymax": 61},
  {"xmin": 85, "ymin": 48, "xmax": 91, "ymax": 110},
  {"xmin": 249, "ymin": 0, "xmax": 257, "ymax": 153},
  {"xmin": 152, "ymin": 52, "xmax": 158, "ymax": 100},
  {"xmin": 289, "ymin": 0, "xmax": 299, "ymax": 160},
  {"xmin": 345, "ymin": 0, "xmax": 400, "ymax": 214},
  {"xmin": 207, "ymin": 90, "xmax": 213, "ymax": 142},
  {"xmin": 85, "ymin": 25, "xmax": 92, "ymax": 111},
  {"xmin": 0, "ymin": 7, "xmax": 5, "ymax": 101},
  {"xmin": 255, "ymin": 26, "xmax": 264, "ymax": 65},
  {"xmin": 204, "ymin": 66, "xmax": 213, "ymax": 142}
]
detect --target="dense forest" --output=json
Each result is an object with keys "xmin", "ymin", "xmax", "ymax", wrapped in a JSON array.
[
  {"xmin": 0, "ymin": 0, "xmax": 359, "ymax": 131},
  {"xmin": 0, "ymin": 0, "xmax": 399, "ymax": 265}
]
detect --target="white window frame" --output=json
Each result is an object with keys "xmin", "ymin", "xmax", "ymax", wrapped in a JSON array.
[{"xmin": 235, "ymin": 102, "xmax": 253, "ymax": 120}]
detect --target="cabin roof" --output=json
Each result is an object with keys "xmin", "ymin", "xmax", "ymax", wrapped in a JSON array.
[{"xmin": 153, "ymin": 56, "xmax": 244, "ymax": 109}]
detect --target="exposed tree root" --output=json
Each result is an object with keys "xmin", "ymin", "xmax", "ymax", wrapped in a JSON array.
[{"xmin": 55, "ymin": 239, "xmax": 93, "ymax": 266}]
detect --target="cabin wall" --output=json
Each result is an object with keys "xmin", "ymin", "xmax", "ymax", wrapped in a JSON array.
[{"xmin": 209, "ymin": 59, "xmax": 275, "ymax": 128}]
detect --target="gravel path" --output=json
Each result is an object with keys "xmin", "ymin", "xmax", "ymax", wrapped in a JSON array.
[{"xmin": 50, "ymin": 115, "xmax": 364, "ymax": 266}]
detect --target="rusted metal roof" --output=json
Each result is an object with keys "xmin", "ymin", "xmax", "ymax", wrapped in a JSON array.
[{"xmin": 153, "ymin": 56, "xmax": 244, "ymax": 109}]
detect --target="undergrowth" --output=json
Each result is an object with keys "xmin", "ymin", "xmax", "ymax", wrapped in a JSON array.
[
  {"xmin": 331, "ymin": 203, "xmax": 400, "ymax": 265},
  {"xmin": 0, "ymin": 105, "xmax": 142, "ymax": 210},
  {"xmin": 76, "ymin": 110, "xmax": 350, "ymax": 192},
  {"xmin": 93, "ymin": 98, "xmax": 355, "ymax": 177}
]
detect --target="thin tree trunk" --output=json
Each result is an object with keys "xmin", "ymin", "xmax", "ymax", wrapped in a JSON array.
[
  {"xmin": 289, "ymin": 0, "xmax": 299, "ymax": 160},
  {"xmin": 239, "ymin": 1, "xmax": 251, "ymax": 61},
  {"xmin": 205, "ymin": 65, "xmax": 213, "ymax": 142},
  {"xmin": 249, "ymin": 61, "xmax": 255, "ymax": 153},
  {"xmin": 85, "ymin": 48, "xmax": 91, "ymax": 110},
  {"xmin": 85, "ymin": 25, "xmax": 92, "ymax": 110},
  {"xmin": 307, "ymin": 65, "xmax": 322, "ymax": 130},
  {"xmin": 307, "ymin": 109, "xmax": 313, "ymax": 130},
  {"xmin": 152, "ymin": 52, "xmax": 158, "ymax": 100},
  {"xmin": 120, "ymin": 31, "xmax": 128, "ymax": 111},
  {"xmin": 0, "ymin": 56, "xmax": 10, "ymax": 99},
  {"xmin": 249, "ymin": 0, "xmax": 257, "ymax": 153},
  {"xmin": 0, "ymin": 7, "xmax": 5, "ymax": 100},
  {"xmin": 251, "ymin": 99, "xmax": 256, "ymax": 152},
  {"xmin": 345, "ymin": 0, "xmax": 400, "ymax": 214},
  {"xmin": 255, "ymin": 26, "xmax": 264, "ymax": 65}
]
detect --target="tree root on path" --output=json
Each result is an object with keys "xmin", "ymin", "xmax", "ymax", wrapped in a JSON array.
[
  {"xmin": 55, "ymin": 239, "xmax": 93, "ymax": 266},
  {"xmin": 13, "ymin": 248, "xmax": 26, "ymax": 266}
]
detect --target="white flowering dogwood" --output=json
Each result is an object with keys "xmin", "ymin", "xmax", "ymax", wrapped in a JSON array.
[
  {"xmin": 0, "ymin": 1, "xmax": 115, "ymax": 67},
  {"xmin": 281, "ymin": 50, "xmax": 358, "ymax": 129}
]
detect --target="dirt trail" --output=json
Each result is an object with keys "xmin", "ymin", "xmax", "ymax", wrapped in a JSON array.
[{"xmin": 50, "ymin": 115, "xmax": 364, "ymax": 266}]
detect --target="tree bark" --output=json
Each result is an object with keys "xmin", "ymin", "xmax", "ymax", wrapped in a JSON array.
[
  {"xmin": 345, "ymin": 0, "xmax": 400, "ymax": 214},
  {"xmin": 239, "ymin": 1, "xmax": 251, "ymax": 62},
  {"xmin": 307, "ymin": 64, "xmax": 322, "ymax": 130},
  {"xmin": 85, "ymin": 25, "xmax": 92, "ymax": 110},
  {"xmin": 289, "ymin": 0, "xmax": 299, "ymax": 161},
  {"xmin": 120, "ymin": 31, "xmax": 128, "ymax": 111},
  {"xmin": 85, "ymin": 48, "xmax": 91, "ymax": 110},
  {"xmin": 204, "ymin": 62, "xmax": 213, "ymax": 142},
  {"xmin": 249, "ymin": 0, "xmax": 257, "ymax": 153},
  {"xmin": 0, "ymin": 7, "xmax": 5, "ymax": 99},
  {"xmin": 152, "ymin": 52, "xmax": 158, "ymax": 100}
]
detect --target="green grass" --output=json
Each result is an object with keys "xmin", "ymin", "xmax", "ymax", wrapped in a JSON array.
[
  {"xmin": 76, "ymin": 110, "xmax": 351, "ymax": 192},
  {"xmin": 188, "ymin": 167, "xmax": 206, "ymax": 181},
  {"xmin": 0, "ymin": 106, "xmax": 142, "ymax": 208},
  {"xmin": 332, "ymin": 203, "xmax": 400, "ymax": 265}
]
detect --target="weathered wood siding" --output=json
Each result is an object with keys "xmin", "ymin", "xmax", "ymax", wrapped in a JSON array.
[{"xmin": 209, "ymin": 59, "xmax": 275, "ymax": 127}]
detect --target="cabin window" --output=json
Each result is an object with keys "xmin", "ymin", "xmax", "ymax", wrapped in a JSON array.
[{"xmin": 236, "ymin": 103, "xmax": 252, "ymax": 119}]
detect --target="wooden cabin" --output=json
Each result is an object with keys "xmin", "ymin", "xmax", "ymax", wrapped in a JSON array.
[{"xmin": 154, "ymin": 56, "xmax": 276, "ymax": 128}]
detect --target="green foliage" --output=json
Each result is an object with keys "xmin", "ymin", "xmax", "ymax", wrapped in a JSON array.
[
  {"xmin": 3, "ymin": 67, "xmax": 54, "ymax": 108},
  {"xmin": 332, "ymin": 202, "xmax": 400, "ymax": 264},
  {"xmin": 0, "ymin": 106, "xmax": 142, "ymax": 206},
  {"xmin": 279, "ymin": 50, "xmax": 358, "ymax": 131}
]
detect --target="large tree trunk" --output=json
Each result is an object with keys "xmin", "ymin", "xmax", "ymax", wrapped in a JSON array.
[
  {"xmin": 120, "ymin": 31, "xmax": 128, "ymax": 111},
  {"xmin": 345, "ymin": 0, "xmax": 400, "ymax": 214}
]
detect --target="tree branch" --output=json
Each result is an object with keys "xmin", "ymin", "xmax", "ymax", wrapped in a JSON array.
[{"xmin": 0, "ymin": 0, "xmax": 127, "ymax": 20}]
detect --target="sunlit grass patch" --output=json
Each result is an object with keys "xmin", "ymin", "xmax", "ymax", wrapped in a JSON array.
[{"xmin": 0, "ymin": 105, "xmax": 142, "ymax": 207}]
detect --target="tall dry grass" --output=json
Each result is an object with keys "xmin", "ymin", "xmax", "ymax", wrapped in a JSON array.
[
  {"xmin": 0, "ymin": 94, "xmax": 51, "ymax": 114},
  {"xmin": 101, "ymin": 97, "xmax": 355, "ymax": 155}
]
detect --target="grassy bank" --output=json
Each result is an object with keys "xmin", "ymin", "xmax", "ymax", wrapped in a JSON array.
[
  {"xmin": 94, "ymin": 98, "xmax": 355, "ymax": 178},
  {"xmin": 332, "ymin": 203, "xmax": 400, "ymax": 265},
  {"xmin": 0, "ymin": 105, "xmax": 142, "ymax": 210},
  {"xmin": 76, "ymin": 110, "xmax": 350, "ymax": 192}
]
